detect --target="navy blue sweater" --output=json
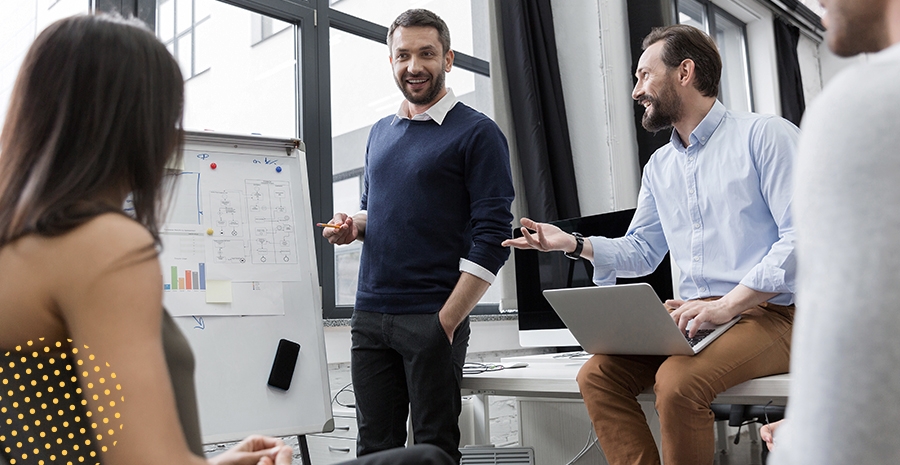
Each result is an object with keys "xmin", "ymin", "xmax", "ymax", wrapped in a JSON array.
[{"xmin": 356, "ymin": 103, "xmax": 514, "ymax": 314}]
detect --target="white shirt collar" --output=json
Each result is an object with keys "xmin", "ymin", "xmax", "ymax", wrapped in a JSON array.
[{"xmin": 392, "ymin": 88, "xmax": 458, "ymax": 125}]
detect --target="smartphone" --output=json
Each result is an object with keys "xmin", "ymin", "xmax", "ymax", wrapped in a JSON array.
[{"xmin": 267, "ymin": 339, "xmax": 301, "ymax": 390}]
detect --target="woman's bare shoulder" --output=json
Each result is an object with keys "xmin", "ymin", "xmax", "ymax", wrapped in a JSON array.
[
  {"xmin": 4, "ymin": 213, "xmax": 152, "ymax": 265},
  {"xmin": 60, "ymin": 213, "xmax": 155, "ymax": 261},
  {"xmin": 0, "ymin": 214, "xmax": 157, "ymax": 347},
  {"xmin": 16, "ymin": 213, "xmax": 160, "ymax": 293}
]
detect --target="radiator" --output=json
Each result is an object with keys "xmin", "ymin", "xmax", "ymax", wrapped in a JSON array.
[{"xmin": 459, "ymin": 446, "xmax": 535, "ymax": 465}]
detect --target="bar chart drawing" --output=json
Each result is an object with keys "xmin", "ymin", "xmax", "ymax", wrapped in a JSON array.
[{"xmin": 164, "ymin": 263, "xmax": 207, "ymax": 291}]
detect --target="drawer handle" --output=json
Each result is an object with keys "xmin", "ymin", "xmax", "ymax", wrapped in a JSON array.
[
  {"xmin": 328, "ymin": 446, "xmax": 352, "ymax": 453},
  {"xmin": 334, "ymin": 426, "xmax": 351, "ymax": 431}
]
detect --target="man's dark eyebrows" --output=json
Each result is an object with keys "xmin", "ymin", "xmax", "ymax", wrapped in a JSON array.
[{"xmin": 394, "ymin": 44, "xmax": 438, "ymax": 53}]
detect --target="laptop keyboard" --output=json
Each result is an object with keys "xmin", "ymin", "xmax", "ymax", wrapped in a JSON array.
[{"xmin": 684, "ymin": 329, "xmax": 715, "ymax": 347}]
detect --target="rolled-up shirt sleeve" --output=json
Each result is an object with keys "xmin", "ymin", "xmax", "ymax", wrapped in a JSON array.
[{"xmin": 738, "ymin": 117, "xmax": 799, "ymax": 294}]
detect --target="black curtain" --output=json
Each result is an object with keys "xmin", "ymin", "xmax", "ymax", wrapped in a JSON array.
[
  {"xmin": 774, "ymin": 17, "xmax": 806, "ymax": 126},
  {"xmin": 499, "ymin": 0, "xmax": 579, "ymax": 223},
  {"xmin": 626, "ymin": 0, "xmax": 674, "ymax": 170}
]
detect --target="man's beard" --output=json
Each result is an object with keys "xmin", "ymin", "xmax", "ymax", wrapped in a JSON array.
[
  {"xmin": 640, "ymin": 78, "xmax": 684, "ymax": 133},
  {"xmin": 396, "ymin": 68, "xmax": 446, "ymax": 106},
  {"xmin": 825, "ymin": 0, "xmax": 890, "ymax": 57}
]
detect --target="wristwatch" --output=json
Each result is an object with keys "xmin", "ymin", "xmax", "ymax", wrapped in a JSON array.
[{"xmin": 564, "ymin": 232, "xmax": 584, "ymax": 260}]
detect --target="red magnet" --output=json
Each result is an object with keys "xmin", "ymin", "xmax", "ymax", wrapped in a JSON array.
[{"xmin": 210, "ymin": 163, "xmax": 217, "ymax": 169}]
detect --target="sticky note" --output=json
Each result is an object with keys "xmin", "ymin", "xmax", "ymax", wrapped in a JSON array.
[{"xmin": 206, "ymin": 280, "xmax": 233, "ymax": 303}]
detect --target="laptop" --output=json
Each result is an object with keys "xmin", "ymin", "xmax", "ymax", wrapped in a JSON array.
[{"xmin": 542, "ymin": 283, "xmax": 740, "ymax": 355}]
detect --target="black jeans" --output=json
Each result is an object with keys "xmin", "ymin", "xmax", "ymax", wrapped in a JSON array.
[{"xmin": 350, "ymin": 309, "xmax": 470, "ymax": 464}]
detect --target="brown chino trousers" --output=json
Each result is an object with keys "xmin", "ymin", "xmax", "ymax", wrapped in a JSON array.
[{"xmin": 576, "ymin": 300, "xmax": 794, "ymax": 465}]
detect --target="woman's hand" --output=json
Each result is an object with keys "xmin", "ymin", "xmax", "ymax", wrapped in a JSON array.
[
  {"xmin": 208, "ymin": 435, "xmax": 292, "ymax": 465},
  {"xmin": 760, "ymin": 419, "xmax": 785, "ymax": 451}
]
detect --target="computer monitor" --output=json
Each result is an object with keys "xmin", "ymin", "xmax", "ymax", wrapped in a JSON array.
[{"xmin": 514, "ymin": 208, "xmax": 674, "ymax": 348}]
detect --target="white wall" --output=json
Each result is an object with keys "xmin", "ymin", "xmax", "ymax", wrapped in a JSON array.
[{"xmin": 549, "ymin": 0, "xmax": 641, "ymax": 216}]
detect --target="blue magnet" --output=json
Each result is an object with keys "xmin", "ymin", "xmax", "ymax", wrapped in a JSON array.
[{"xmin": 276, "ymin": 166, "xmax": 282, "ymax": 173}]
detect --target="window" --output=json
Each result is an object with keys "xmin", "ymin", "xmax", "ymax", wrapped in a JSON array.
[
  {"xmin": 157, "ymin": 0, "xmax": 212, "ymax": 79},
  {"xmin": 0, "ymin": 0, "xmax": 89, "ymax": 131},
  {"xmin": 251, "ymin": 13, "xmax": 291, "ymax": 46},
  {"xmin": 677, "ymin": 0, "xmax": 753, "ymax": 112},
  {"xmin": 329, "ymin": 0, "xmax": 491, "ymax": 61},
  {"xmin": 170, "ymin": 1, "xmax": 298, "ymax": 137}
]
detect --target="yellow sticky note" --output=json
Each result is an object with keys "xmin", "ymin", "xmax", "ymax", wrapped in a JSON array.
[{"xmin": 206, "ymin": 280, "xmax": 233, "ymax": 303}]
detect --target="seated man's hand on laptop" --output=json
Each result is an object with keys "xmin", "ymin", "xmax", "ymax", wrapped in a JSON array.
[
  {"xmin": 670, "ymin": 285, "xmax": 779, "ymax": 337},
  {"xmin": 667, "ymin": 299, "xmax": 737, "ymax": 338}
]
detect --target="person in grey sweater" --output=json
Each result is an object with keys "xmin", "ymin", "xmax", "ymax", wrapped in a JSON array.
[{"xmin": 764, "ymin": 0, "xmax": 900, "ymax": 463}]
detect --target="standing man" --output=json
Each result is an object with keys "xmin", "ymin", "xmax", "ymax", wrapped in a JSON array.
[
  {"xmin": 503, "ymin": 25, "xmax": 798, "ymax": 465},
  {"xmin": 762, "ymin": 1, "xmax": 900, "ymax": 463},
  {"xmin": 323, "ymin": 9, "xmax": 514, "ymax": 463}
]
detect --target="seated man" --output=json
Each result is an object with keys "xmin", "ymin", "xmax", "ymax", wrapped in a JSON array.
[{"xmin": 503, "ymin": 25, "xmax": 798, "ymax": 465}]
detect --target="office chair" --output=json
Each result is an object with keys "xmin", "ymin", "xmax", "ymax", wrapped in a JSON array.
[{"xmin": 712, "ymin": 402, "xmax": 786, "ymax": 464}]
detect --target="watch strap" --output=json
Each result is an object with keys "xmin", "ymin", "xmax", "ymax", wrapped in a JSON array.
[{"xmin": 565, "ymin": 232, "xmax": 584, "ymax": 260}]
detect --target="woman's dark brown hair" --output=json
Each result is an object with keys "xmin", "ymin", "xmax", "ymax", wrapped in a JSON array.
[{"xmin": 0, "ymin": 14, "xmax": 184, "ymax": 248}]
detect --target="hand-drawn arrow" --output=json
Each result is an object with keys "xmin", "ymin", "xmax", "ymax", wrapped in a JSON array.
[{"xmin": 193, "ymin": 316, "xmax": 205, "ymax": 330}]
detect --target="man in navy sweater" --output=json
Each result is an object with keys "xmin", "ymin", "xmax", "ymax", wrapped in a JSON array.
[{"xmin": 323, "ymin": 9, "xmax": 514, "ymax": 463}]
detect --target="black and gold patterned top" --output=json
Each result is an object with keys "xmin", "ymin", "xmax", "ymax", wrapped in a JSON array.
[{"xmin": 0, "ymin": 311, "xmax": 202, "ymax": 464}]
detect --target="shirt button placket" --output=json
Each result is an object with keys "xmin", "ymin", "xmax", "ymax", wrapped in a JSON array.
[{"xmin": 686, "ymin": 147, "xmax": 703, "ymax": 295}]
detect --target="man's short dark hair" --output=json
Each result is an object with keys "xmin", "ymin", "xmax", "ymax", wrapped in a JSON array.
[
  {"xmin": 387, "ymin": 9, "xmax": 451, "ymax": 56},
  {"xmin": 642, "ymin": 25, "xmax": 722, "ymax": 98}
]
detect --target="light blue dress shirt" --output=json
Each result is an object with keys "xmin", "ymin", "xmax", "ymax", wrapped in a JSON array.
[{"xmin": 589, "ymin": 100, "xmax": 799, "ymax": 305}]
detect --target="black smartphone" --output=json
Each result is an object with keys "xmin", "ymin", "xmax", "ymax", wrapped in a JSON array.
[{"xmin": 267, "ymin": 339, "xmax": 301, "ymax": 390}]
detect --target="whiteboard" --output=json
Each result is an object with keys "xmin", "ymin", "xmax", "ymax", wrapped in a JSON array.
[{"xmin": 163, "ymin": 132, "xmax": 333, "ymax": 444}]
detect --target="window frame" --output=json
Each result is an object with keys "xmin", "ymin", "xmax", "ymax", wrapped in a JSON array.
[
  {"xmin": 157, "ymin": 0, "xmax": 212, "ymax": 79},
  {"xmin": 251, "ymin": 12, "xmax": 291, "ymax": 45},
  {"xmin": 675, "ymin": 0, "xmax": 755, "ymax": 112}
]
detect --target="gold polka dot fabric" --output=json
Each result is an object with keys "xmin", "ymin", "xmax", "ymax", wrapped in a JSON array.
[{"xmin": 0, "ymin": 340, "xmax": 123, "ymax": 465}]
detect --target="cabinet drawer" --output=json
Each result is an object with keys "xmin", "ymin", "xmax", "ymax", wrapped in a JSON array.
[
  {"xmin": 307, "ymin": 436, "xmax": 357, "ymax": 464},
  {"xmin": 318, "ymin": 415, "xmax": 357, "ymax": 439}
]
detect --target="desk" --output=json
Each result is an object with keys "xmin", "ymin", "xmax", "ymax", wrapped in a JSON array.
[{"xmin": 460, "ymin": 354, "xmax": 790, "ymax": 447}]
